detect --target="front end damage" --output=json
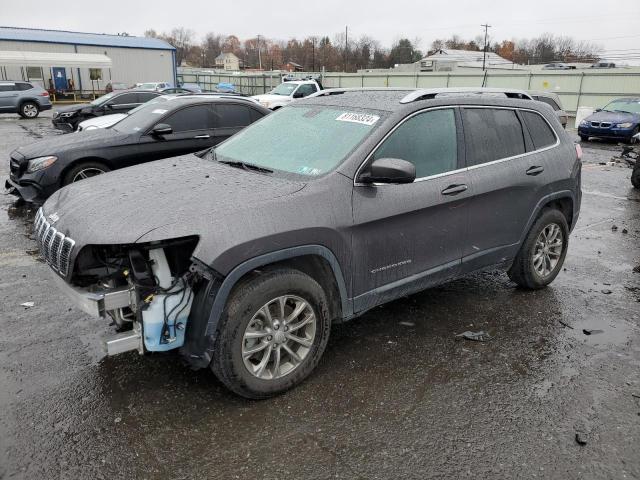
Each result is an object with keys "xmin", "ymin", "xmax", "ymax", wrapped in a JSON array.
[{"xmin": 35, "ymin": 208, "xmax": 215, "ymax": 363}]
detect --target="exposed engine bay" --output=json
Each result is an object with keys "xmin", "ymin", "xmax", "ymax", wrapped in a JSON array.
[{"xmin": 71, "ymin": 237, "xmax": 201, "ymax": 356}]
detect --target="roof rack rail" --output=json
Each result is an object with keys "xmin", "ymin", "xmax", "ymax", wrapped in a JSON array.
[
  {"xmin": 308, "ymin": 87, "xmax": 414, "ymax": 98},
  {"xmin": 399, "ymin": 87, "xmax": 533, "ymax": 104}
]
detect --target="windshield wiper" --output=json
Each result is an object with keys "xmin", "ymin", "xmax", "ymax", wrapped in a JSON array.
[{"xmin": 218, "ymin": 160, "xmax": 273, "ymax": 174}]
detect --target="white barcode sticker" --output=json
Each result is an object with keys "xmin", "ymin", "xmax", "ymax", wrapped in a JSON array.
[{"xmin": 336, "ymin": 112, "xmax": 380, "ymax": 126}]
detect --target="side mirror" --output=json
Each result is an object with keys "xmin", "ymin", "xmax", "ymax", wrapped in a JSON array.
[
  {"xmin": 358, "ymin": 158, "xmax": 416, "ymax": 185},
  {"xmin": 151, "ymin": 123, "xmax": 173, "ymax": 136},
  {"xmin": 595, "ymin": 108, "xmax": 602, "ymax": 112}
]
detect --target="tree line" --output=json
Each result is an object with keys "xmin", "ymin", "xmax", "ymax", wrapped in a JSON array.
[{"xmin": 144, "ymin": 28, "xmax": 601, "ymax": 72}]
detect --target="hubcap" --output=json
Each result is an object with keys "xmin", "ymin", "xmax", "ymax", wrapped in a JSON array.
[
  {"xmin": 242, "ymin": 295, "xmax": 316, "ymax": 380},
  {"xmin": 532, "ymin": 223, "xmax": 563, "ymax": 278},
  {"xmin": 24, "ymin": 104, "xmax": 38, "ymax": 117},
  {"xmin": 72, "ymin": 168, "xmax": 105, "ymax": 182}
]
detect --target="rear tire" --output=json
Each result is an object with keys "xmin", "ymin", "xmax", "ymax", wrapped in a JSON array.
[
  {"xmin": 211, "ymin": 268, "xmax": 331, "ymax": 399},
  {"xmin": 632, "ymin": 163, "xmax": 640, "ymax": 189},
  {"xmin": 62, "ymin": 161, "xmax": 111, "ymax": 186},
  {"xmin": 508, "ymin": 209, "xmax": 569, "ymax": 289},
  {"xmin": 19, "ymin": 102, "xmax": 39, "ymax": 119}
]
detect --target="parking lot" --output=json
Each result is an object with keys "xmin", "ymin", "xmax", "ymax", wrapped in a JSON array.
[{"xmin": 0, "ymin": 111, "xmax": 639, "ymax": 479}]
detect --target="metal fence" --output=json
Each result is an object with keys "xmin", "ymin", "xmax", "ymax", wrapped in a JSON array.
[{"xmin": 178, "ymin": 68, "xmax": 640, "ymax": 113}]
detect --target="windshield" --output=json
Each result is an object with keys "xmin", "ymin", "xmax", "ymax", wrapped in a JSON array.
[
  {"xmin": 90, "ymin": 92, "xmax": 116, "ymax": 106},
  {"xmin": 214, "ymin": 105, "xmax": 382, "ymax": 176},
  {"xmin": 270, "ymin": 83, "xmax": 299, "ymax": 96},
  {"xmin": 603, "ymin": 99, "xmax": 640, "ymax": 114},
  {"xmin": 112, "ymin": 100, "xmax": 171, "ymax": 134}
]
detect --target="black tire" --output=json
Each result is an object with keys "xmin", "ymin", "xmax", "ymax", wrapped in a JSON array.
[
  {"xmin": 211, "ymin": 268, "xmax": 331, "ymax": 399},
  {"xmin": 579, "ymin": 134, "xmax": 589, "ymax": 142},
  {"xmin": 632, "ymin": 163, "xmax": 640, "ymax": 189},
  {"xmin": 19, "ymin": 101, "xmax": 39, "ymax": 119},
  {"xmin": 62, "ymin": 161, "xmax": 111, "ymax": 186},
  {"xmin": 508, "ymin": 208, "xmax": 569, "ymax": 289},
  {"xmin": 627, "ymin": 127, "xmax": 639, "ymax": 144}
]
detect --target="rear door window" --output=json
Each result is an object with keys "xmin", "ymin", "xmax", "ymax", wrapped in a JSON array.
[
  {"xmin": 215, "ymin": 104, "xmax": 252, "ymax": 128},
  {"xmin": 462, "ymin": 108, "xmax": 526, "ymax": 166},
  {"xmin": 137, "ymin": 92, "xmax": 160, "ymax": 103},
  {"xmin": 372, "ymin": 108, "xmax": 458, "ymax": 178},
  {"xmin": 521, "ymin": 111, "xmax": 557, "ymax": 150},
  {"xmin": 111, "ymin": 93, "xmax": 138, "ymax": 105},
  {"xmin": 16, "ymin": 82, "xmax": 33, "ymax": 91},
  {"xmin": 162, "ymin": 104, "xmax": 213, "ymax": 133}
]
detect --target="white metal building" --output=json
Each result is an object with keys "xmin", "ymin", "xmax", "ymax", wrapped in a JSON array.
[{"xmin": 0, "ymin": 26, "xmax": 176, "ymax": 91}]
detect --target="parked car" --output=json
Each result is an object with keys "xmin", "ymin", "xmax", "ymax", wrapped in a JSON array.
[
  {"xmin": 6, "ymin": 96, "xmax": 269, "ymax": 202},
  {"xmin": 161, "ymin": 84, "xmax": 202, "ymax": 94},
  {"xmin": 252, "ymin": 80, "xmax": 322, "ymax": 109},
  {"xmin": 105, "ymin": 82, "xmax": 129, "ymax": 93},
  {"xmin": 542, "ymin": 62, "xmax": 574, "ymax": 70},
  {"xmin": 35, "ymin": 88, "xmax": 581, "ymax": 399},
  {"xmin": 51, "ymin": 90, "xmax": 163, "ymax": 131},
  {"xmin": 529, "ymin": 91, "xmax": 569, "ymax": 128},
  {"xmin": 135, "ymin": 82, "xmax": 172, "ymax": 91},
  {"xmin": 578, "ymin": 97, "xmax": 640, "ymax": 143},
  {"xmin": 0, "ymin": 81, "xmax": 52, "ymax": 118},
  {"xmin": 590, "ymin": 62, "xmax": 616, "ymax": 69}
]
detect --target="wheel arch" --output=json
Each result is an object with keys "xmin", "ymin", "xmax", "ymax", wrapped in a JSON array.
[
  {"xmin": 521, "ymin": 191, "xmax": 576, "ymax": 243},
  {"xmin": 59, "ymin": 157, "xmax": 112, "ymax": 185}
]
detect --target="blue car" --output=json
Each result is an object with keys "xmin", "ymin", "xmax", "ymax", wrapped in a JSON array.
[{"xmin": 578, "ymin": 97, "xmax": 640, "ymax": 143}]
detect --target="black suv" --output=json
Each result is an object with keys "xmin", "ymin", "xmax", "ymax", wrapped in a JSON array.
[
  {"xmin": 51, "ymin": 90, "xmax": 163, "ymax": 131},
  {"xmin": 7, "ymin": 96, "xmax": 269, "ymax": 203},
  {"xmin": 36, "ymin": 88, "xmax": 581, "ymax": 398}
]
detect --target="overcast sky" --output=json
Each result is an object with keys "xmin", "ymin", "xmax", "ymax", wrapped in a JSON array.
[{"xmin": 3, "ymin": 0, "xmax": 640, "ymax": 61}]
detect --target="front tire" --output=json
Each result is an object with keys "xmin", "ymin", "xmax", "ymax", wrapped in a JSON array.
[
  {"xmin": 62, "ymin": 161, "xmax": 111, "ymax": 186},
  {"xmin": 211, "ymin": 268, "xmax": 331, "ymax": 399},
  {"xmin": 508, "ymin": 209, "xmax": 569, "ymax": 289},
  {"xmin": 19, "ymin": 102, "xmax": 39, "ymax": 119},
  {"xmin": 628, "ymin": 127, "xmax": 639, "ymax": 144},
  {"xmin": 579, "ymin": 134, "xmax": 589, "ymax": 142}
]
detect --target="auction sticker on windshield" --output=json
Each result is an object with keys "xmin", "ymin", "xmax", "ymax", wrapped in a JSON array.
[{"xmin": 336, "ymin": 112, "xmax": 380, "ymax": 126}]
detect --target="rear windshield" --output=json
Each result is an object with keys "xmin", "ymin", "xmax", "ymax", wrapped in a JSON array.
[{"xmin": 215, "ymin": 105, "xmax": 383, "ymax": 176}]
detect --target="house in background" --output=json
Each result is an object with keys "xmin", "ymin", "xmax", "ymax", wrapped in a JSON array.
[
  {"xmin": 283, "ymin": 61, "xmax": 303, "ymax": 72},
  {"xmin": 415, "ymin": 49, "xmax": 521, "ymax": 71},
  {"xmin": 215, "ymin": 52, "xmax": 241, "ymax": 71}
]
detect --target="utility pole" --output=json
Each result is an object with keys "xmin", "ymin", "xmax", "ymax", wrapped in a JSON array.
[
  {"xmin": 481, "ymin": 23, "xmax": 491, "ymax": 71},
  {"xmin": 257, "ymin": 34, "xmax": 262, "ymax": 70},
  {"xmin": 312, "ymin": 37, "xmax": 316, "ymax": 73},
  {"xmin": 344, "ymin": 25, "xmax": 348, "ymax": 72}
]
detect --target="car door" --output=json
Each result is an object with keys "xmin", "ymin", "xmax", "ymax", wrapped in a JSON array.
[
  {"xmin": 142, "ymin": 103, "xmax": 217, "ymax": 160},
  {"xmin": 351, "ymin": 107, "xmax": 470, "ymax": 311},
  {"xmin": 0, "ymin": 83, "xmax": 18, "ymax": 110},
  {"xmin": 212, "ymin": 103, "xmax": 259, "ymax": 143},
  {"xmin": 460, "ymin": 106, "xmax": 554, "ymax": 272}
]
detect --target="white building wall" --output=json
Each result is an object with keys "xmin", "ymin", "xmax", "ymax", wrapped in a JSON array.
[{"xmin": 0, "ymin": 39, "xmax": 174, "ymax": 90}]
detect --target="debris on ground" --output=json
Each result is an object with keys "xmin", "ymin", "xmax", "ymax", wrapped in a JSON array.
[
  {"xmin": 558, "ymin": 319, "xmax": 574, "ymax": 329},
  {"xmin": 632, "ymin": 393, "xmax": 640, "ymax": 399},
  {"xmin": 611, "ymin": 225, "xmax": 618, "ymax": 232},
  {"xmin": 601, "ymin": 289, "xmax": 612, "ymax": 294},
  {"xmin": 20, "ymin": 302, "xmax": 34, "ymax": 308},
  {"xmin": 622, "ymin": 228, "xmax": 628, "ymax": 234},
  {"xmin": 575, "ymin": 433, "xmax": 588, "ymax": 446},
  {"xmin": 399, "ymin": 321, "xmax": 415, "ymax": 327},
  {"xmin": 583, "ymin": 329, "xmax": 604, "ymax": 336},
  {"xmin": 455, "ymin": 330, "xmax": 493, "ymax": 342}
]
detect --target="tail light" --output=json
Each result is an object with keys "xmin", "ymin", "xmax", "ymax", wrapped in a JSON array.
[
  {"xmin": 40, "ymin": 91, "xmax": 50, "ymax": 97},
  {"xmin": 575, "ymin": 143, "xmax": 583, "ymax": 161}
]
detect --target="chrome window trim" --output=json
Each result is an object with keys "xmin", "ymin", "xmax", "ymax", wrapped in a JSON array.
[{"xmin": 354, "ymin": 105, "xmax": 560, "ymax": 187}]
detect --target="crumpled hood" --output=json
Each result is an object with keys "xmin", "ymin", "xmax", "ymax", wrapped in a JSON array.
[
  {"xmin": 13, "ymin": 128, "xmax": 128, "ymax": 159},
  {"xmin": 585, "ymin": 110, "xmax": 640, "ymax": 124},
  {"xmin": 42, "ymin": 154, "xmax": 306, "ymax": 248},
  {"xmin": 54, "ymin": 103, "xmax": 90, "ymax": 115},
  {"xmin": 252, "ymin": 94, "xmax": 291, "ymax": 104}
]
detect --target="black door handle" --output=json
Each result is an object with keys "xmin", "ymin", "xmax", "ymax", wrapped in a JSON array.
[
  {"xmin": 441, "ymin": 184, "xmax": 468, "ymax": 195},
  {"xmin": 526, "ymin": 166, "xmax": 544, "ymax": 176}
]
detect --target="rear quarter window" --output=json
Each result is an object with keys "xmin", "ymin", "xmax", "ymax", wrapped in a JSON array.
[{"xmin": 521, "ymin": 111, "xmax": 557, "ymax": 150}]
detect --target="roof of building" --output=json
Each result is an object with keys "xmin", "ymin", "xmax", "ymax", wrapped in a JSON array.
[
  {"xmin": 420, "ymin": 49, "xmax": 510, "ymax": 65},
  {"xmin": 0, "ymin": 26, "xmax": 175, "ymax": 50},
  {"xmin": 215, "ymin": 52, "xmax": 240, "ymax": 61}
]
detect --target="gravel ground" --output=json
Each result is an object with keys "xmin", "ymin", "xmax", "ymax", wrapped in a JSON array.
[{"xmin": 0, "ymin": 111, "xmax": 639, "ymax": 480}]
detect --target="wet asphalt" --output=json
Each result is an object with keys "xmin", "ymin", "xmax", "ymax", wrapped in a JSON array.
[{"xmin": 0, "ymin": 112, "xmax": 639, "ymax": 480}]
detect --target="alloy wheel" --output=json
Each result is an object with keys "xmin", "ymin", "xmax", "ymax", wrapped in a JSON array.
[
  {"xmin": 242, "ymin": 295, "xmax": 316, "ymax": 380},
  {"xmin": 532, "ymin": 223, "xmax": 563, "ymax": 278},
  {"xmin": 72, "ymin": 168, "xmax": 105, "ymax": 182},
  {"xmin": 23, "ymin": 104, "xmax": 38, "ymax": 118}
]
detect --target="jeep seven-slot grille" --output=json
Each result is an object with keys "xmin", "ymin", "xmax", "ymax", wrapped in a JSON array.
[{"xmin": 34, "ymin": 208, "xmax": 75, "ymax": 276}]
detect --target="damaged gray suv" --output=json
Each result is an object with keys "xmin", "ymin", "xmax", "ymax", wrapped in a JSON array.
[{"xmin": 36, "ymin": 88, "xmax": 582, "ymax": 398}]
